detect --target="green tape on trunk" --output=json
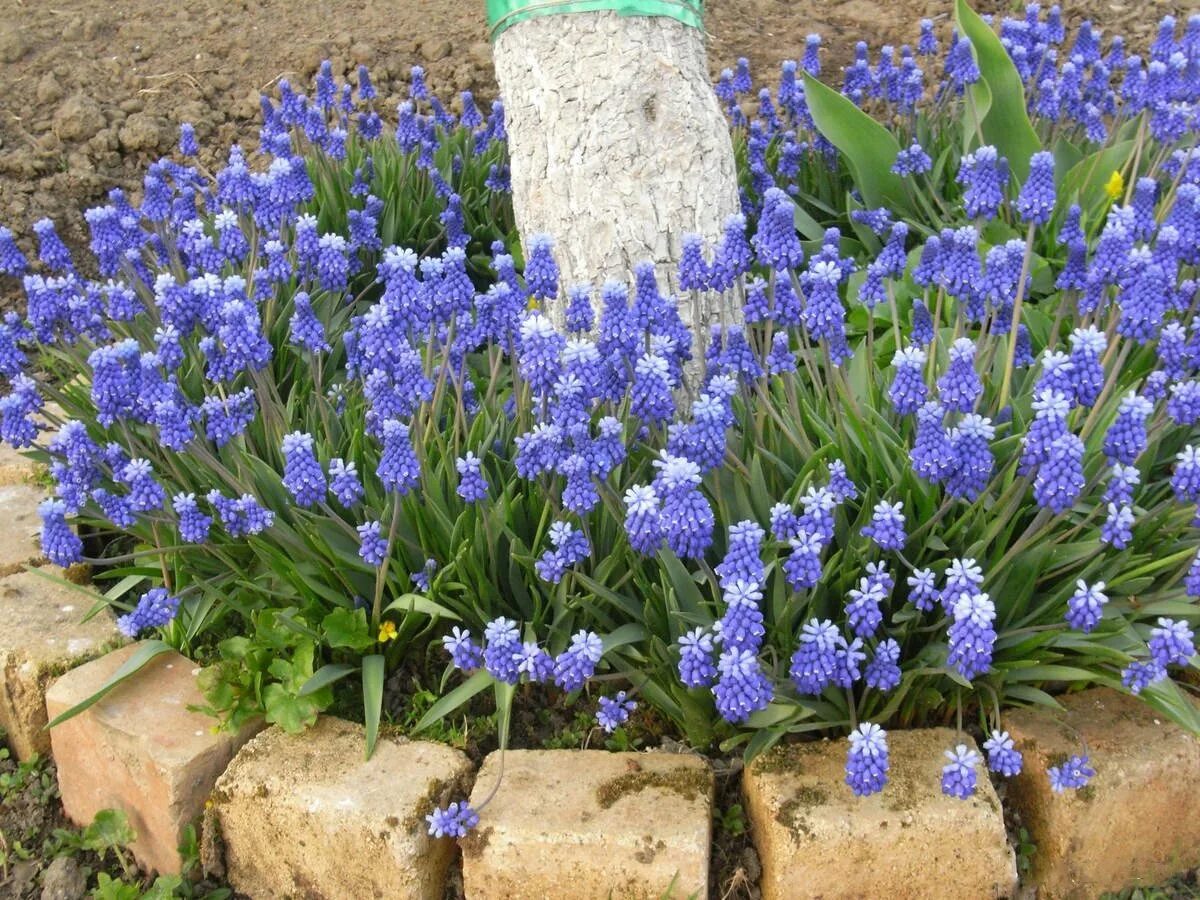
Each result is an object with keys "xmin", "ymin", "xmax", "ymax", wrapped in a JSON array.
[{"xmin": 487, "ymin": 0, "xmax": 702, "ymax": 40}]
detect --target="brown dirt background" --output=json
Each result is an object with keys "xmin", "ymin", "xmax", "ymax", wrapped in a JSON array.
[{"xmin": 0, "ymin": 0, "xmax": 1189, "ymax": 271}]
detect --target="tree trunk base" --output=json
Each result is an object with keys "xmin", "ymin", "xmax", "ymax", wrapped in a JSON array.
[{"xmin": 493, "ymin": 11, "xmax": 741, "ymax": 335}]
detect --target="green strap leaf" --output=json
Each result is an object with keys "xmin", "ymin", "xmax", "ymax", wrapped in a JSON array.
[
  {"xmin": 414, "ymin": 669, "xmax": 493, "ymax": 734},
  {"xmin": 362, "ymin": 654, "xmax": 385, "ymax": 760},
  {"xmin": 383, "ymin": 592, "xmax": 462, "ymax": 621},
  {"xmin": 494, "ymin": 680, "xmax": 516, "ymax": 751},
  {"xmin": 801, "ymin": 73, "xmax": 914, "ymax": 218},
  {"xmin": 298, "ymin": 662, "xmax": 360, "ymax": 697},
  {"xmin": 46, "ymin": 640, "xmax": 174, "ymax": 730},
  {"xmin": 955, "ymin": 0, "xmax": 1041, "ymax": 181}
]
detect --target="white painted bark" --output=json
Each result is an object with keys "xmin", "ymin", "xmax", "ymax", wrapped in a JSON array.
[{"xmin": 493, "ymin": 11, "xmax": 741, "ymax": 341}]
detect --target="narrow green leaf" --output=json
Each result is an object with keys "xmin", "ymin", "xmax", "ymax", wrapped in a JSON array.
[
  {"xmin": 494, "ymin": 680, "xmax": 516, "ymax": 751},
  {"xmin": 46, "ymin": 640, "xmax": 173, "ymax": 729},
  {"xmin": 298, "ymin": 663, "xmax": 359, "ymax": 697},
  {"xmin": 362, "ymin": 654, "xmax": 385, "ymax": 760},
  {"xmin": 413, "ymin": 669, "xmax": 492, "ymax": 733}
]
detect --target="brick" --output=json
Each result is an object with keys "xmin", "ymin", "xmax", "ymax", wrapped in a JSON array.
[
  {"xmin": 0, "ymin": 403, "xmax": 58, "ymax": 486},
  {"xmin": 743, "ymin": 728, "xmax": 1016, "ymax": 900},
  {"xmin": 462, "ymin": 749, "xmax": 713, "ymax": 899},
  {"xmin": 0, "ymin": 569, "xmax": 120, "ymax": 760},
  {"xmin": 0, "ymin": 482, "xmax": 47, "ymax": 574},
  {"xmin": 1005, "ymin": 687, "xmax": 1200, "ymax": 899},
  {"xmin": 45, "ymin": 642, "xmax": 260, "ymax": 875},
  {"xmin": 0, "ymin": 441, "xmax": 40, "ymax": 486},
  {"xmin": 211, "ymin": 717, "xmax": 473, "ymax": 900}
]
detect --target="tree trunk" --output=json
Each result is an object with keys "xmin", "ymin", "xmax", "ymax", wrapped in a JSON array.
[{"xmin": 493, "ymin": 11, "xmax": 741, "ymax": 340}]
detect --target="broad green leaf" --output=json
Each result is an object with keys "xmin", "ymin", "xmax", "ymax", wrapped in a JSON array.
[
  {"xmin": 263, "ymin": 683, "xmax": 323, "ymax": 732},
  {"xmin": 956, "ymin": 0, "xmax": 1041, "ymax": 182},
  {"xmin": 1061, "ymin": 140, "xmax": 1134, "ymax": 209},
  {"xmin": 322, "ymin": 607, "xmax": 375, "ymax": 651},
  {"xmin": 362, "ymin": 654, "xmax": 385, "ymax": 760},
  {"xmin": 82, "ymin": 808, "xmax": 137, "ymax": 852},
  {"xmin": 801, "ymin": 73, "xmax": 914, "ymax": 217},
  {"xmin": 46, "ymin": 640, "xmax": 174, "ymax": 729}
]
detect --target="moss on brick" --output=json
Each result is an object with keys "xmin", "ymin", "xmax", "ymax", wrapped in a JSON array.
[{"xmin": 595, "ymin": 766, "xmax": 709, "ymax": 810}]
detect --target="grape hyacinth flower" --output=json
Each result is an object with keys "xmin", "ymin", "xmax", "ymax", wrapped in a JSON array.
[
  {"xmin": 889, "ymin": 346, "xmax": 928, "ymax": 415},
  {"xmin": 173, "ymin": 493, "xmax": 212, "ymax": 544},
  {"xmin": 946, "ymin": 414, "xmax": 995, "ymax": 500},
  {"xmin": 789, "ymin": 618, "xmax": 843, "ymax": 695},
  {"xmin": 1015, "ymin": 151, "xmax": 1056, "ymax": 224},
  {"xmin": 715, "ymin": 521, "xmax": 766, "ymax": 589},
  {"xmin": 826, "ymin": 459, "xmax": 858, "ymax": 503},
  {"xmin": 1065, "ymin": 580, "xmax": 1108, "ymax": 633},
  {"xmin": 596, "ymin": 691, "xmax": 637, "ymax": 732},
  {"xmin": 678, "ymin": 627, "xmax": 717, "ymax": 688},
  {"xmin": 1103, "ymin": 393, "xmax": 1154, "ymax": 464},
  {"xmin": 718, "ymin": 580, "xmax": 766, "ymax": 652},
  {"xmin": 553, "ymin": 630, "xmax": 604, "ymax": 692},
  {"xmin": 845, "ymin": 723, "xmax": 889, "ymax": 796},
  {"xmin": 1033, "ymin": 433, "xmax": 1085, "ymax": 514},
  {"xmin": 713, "ymin": 648, "xmax": 772, "ymax": 724},
  {"xmin": 426, "ymin": 802, "xmax": 479, "ymax": 838},
  {"xmin": 455, "ymin": 452, "xmax": 488, "ymax": 503},
  {"xmin": 947, "ymin": 592, "xmax": 996, "ymax": 680},
  {"xmin": 892, "ymin": 142, "xmax": 933, "ymax": 176},
  {"xmin": 1149, "ymin": 618, "xmax": 1195, "ymax": 668},
  {"xmin": 1048, "ymin": 754, "xmax": 1095, "ymax": 793},
  {"xmin": 783, "ymin": 530, "xmax": 824, "ymax": 591},
  {"xmin": 861, "ymin": 500, "xmax": 906, "ymax": 551},
  {"xmin": 907, "ymin": 568, "xmax": 938, "ymax": 612},
  {"xmin": 1100, "ymin": 503, "xmax": 1135, "ymax": 548},
  {"xmin": 443, "ymin": 626, "xmax": 482, "ymax": 672},
  {"xmin": 655, "ymin": 454, "xmax": 714, "ymax": 560},
  {"xmin": 357, "ymin": 521, "xmax": 388, "ymax": 567},
  {"xmin": 378, "ymin": 420, "xmax": 420, "ymax": 495},
  {"xmin": 624, "ymin": 485, "xmax": 664, "ymax": 556},
  {"xmin": 482, "ymin": 617, "xmax": 521, "ymax": 684},
  {"xmin": 281, "ymin": 432, "xmax": 326, "ymax": 508},
  {"xmin": 983, "ymin": 731, "xmax": 1023, "ymax": 777},
  {"xmin": 937, "ymin": 339, "xmax": 983, "ymax": 412},
  {"xmin": 1067, "ymin": 326, "xmax": 1106, "ymax": 408},
  {"xmin": 328, "ymin": 458, "xmax": 364, "ymax": 506},
  {"xmin": 957, "ymin": 146, "xmax": 1010, "ymax": 220},
  {"xmin": 39, "ymin": 499, "xmax": 82, "ymax": 567},
  {"xmin": 865, "ymin": 639, "xmax": 901, "ymax": 692},
  {"xmin": 941, "ymin": 745, "xmax": 980, "ymax": 798},
  {"xmin": 846, "ymin": 577, "xmax": 886, "ymax": 638},
  {"xmin": 117, "ymin": 587, "xmax": 181, "ymax": 638},
  {"xmin": 1171, "ymin": 446, "xmax": 1200, "ymax": 502}
]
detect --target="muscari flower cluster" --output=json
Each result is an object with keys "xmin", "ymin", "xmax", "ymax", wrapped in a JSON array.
[{"xmin": 0, "ymin": 11, "xmax": 1195, "ymax": 833}]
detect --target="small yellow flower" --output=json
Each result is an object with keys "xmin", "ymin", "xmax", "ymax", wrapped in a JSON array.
[
  {"xmin": 1104, "ymin": 169, "xmax": 1124, "ymax": 201},
  {"xmin": 526, "ymin": 295, "xmax": 539, "ymax": 311},
  {"xmin": 378, "ymin": 620, "xmax": 398, "ymax": 643}
]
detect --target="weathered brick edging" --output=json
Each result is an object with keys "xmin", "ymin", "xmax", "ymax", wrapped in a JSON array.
[
  {"xmin": 0, "ymin": 568, "xmax": 120, "ymax": 760},
  {"xmin": 45, "ymin": 642, "xmax": 261, "ymax": 875},
  {"xmin": 16, "ymin": 633, "xmax": 1200, "ymax": 897},
  {"xmin": 743, "ymin": 728, "xmax": 1017, "ymax": 900},
  {"xmin": 210, "ymin": 717, "xmax": 473, "ymax": 899},
  {"xmin": 1005, "ymin": 687, "xmax": 1200, "ymax": 899},
  {"xmin": 462, "ymin": 748, "xmax": 714, "ymax": 899}
]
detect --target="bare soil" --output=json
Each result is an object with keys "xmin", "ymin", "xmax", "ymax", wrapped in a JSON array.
[{"xmin": 0, "ymin": 0, "xmax": 1190, "ymax": 292}]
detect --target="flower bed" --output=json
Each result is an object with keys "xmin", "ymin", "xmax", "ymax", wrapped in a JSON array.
[{"xmin": 0, "ymin": 0, "xmax": 1196, "ymax": 861}]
